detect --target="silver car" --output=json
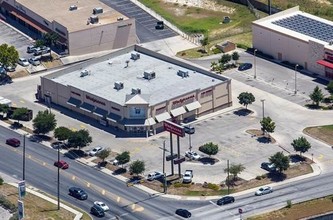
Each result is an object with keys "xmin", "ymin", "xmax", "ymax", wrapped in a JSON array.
[
  {"xmin": 255, "ymin": 186, "xmax": 273, "ymax": 196},
  {"xmin": 18, "ymin": 58, "xmax": 29, "ymax": 67},
  {"xmin": 28, "ymin": 57, "xmax": 41, "ymax": 66}
]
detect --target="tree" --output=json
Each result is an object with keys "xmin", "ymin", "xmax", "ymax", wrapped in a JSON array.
[
  {"xmin": 54, "ymin": 126, "xmax": 72, "ymax": 141},
  {"xmin": 32, "ymin": 110, "xmax": 57, "ymax": 134},
  {"xmin": 309, "ymin": 86, "xmax": 324, "ymax": 107},
  {"xmin": 43, "ymin": 32, "xmax": 59, "ymax": 47},
  {"xmin": 218, "ymin": 54, "xmax": 231, "ymax": 67},
  {"xmin": 269, "ymin": 152, "xmax": 290, "ymax": 173},
  {"xmin": 0, "ymin": 43, "xmax": 19, "ymax": 67},
  {"xmin": 115, "ymin": 151, "xmax": 130, "ymax": 168},
  {"xmin": 326, "ymin": 81, "xmax": 333, "ymax": 94},
  {"xmin": 291, "ymin": 136, "xmax": 311, "ymax": 156},
  {"xmin": 224, "ymin": 163, "xmax": 245, "ymax": 180},
  {"xmin": 96, "ymin": 149, "xmax": 110, "ymax": 162},
  {"xmin": 0, "ymin": 104, "xmax": 9, "ymax": 118},
  {"xmin": 232, "ymin": 51, "xmax": 240, "ymax": 63},
  {"xmin": 237, "ymin": 92, "xmax": 255, "ymax": 109},
  {"xmin": 199, "ymin": 142, "xmax": 219, "ymax": 157},
  {"xmin": 200, "ymin": 36, "xmax": 209, "ymax": 53},
  {"xmin": 12, "ymin": 107, "xmax": 29, "ymax": 124},
  {"xmin": 67, "ymin": 129, "xmax": 92, "ymax": 150},
  {"xmin": 260, "ymin": 116, "xmax": 276, "ymax": 136},
  {"xmin": 129, "ymin": 160, "xmax": 145, "ymax": 176},
  {"xmin": 35, "ymin": 39, "xmax": 45, "ymax": 48}
]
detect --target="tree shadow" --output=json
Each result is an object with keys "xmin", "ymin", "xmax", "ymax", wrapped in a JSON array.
[
  {"xmin": 289, "ymin": 154, "xmax": 306, "ymax": 163},
  {"xmin": 267, "ymin": 172, "xmax": 286, "ymax": 182},
  {"xmin": 64, "ymin": 149, "xmax": 86, "ymax": 159},
  {"xmin": 233, "ymin": 109, "xmax": 252, "ymax": 116},
  {"xmin": 199, "ymin": 157, "xmax": 218, "ymax": 165},
  {"xmin": 305, "ymin": 104, "xmax": 321, "ymax": 109},
  {"xmin": 112, "ymin": 168, "xmax": 127, "ymax": 175},
  {"xmin": 257, "ymin": 136, "xmax": 271, "ymax": 143}
]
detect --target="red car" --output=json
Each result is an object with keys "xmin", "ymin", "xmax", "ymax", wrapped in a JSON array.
[
  {"xmin": 6, "ymin": 138, "xmax": 20, "ymax": 147},
  {"xmin": 54, "ymin": 160, "xmax": 69, "ymax": 169}
]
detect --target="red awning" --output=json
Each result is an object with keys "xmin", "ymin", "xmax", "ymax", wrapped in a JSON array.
[
  {"xmin": 10, "ymin": 11, "xmax": 47, "ymax": 33},
  {"xmin": 317, "ymin": 60, "xmax": 333, "ymax": 69}
]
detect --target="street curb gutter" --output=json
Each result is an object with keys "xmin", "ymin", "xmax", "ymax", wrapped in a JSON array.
[{"xmin": 8, "ymin": 182, "xmax": 83, "ymax": 220}]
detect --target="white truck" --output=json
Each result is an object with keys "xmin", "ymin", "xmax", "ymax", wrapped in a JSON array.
[{"xmin": 182, "ymin": 170, "xmax": 193, "ymax": 183}]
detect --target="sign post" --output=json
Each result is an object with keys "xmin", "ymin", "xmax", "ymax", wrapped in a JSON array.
[
  {"xmin": 18, "ymin": 200, "xmax": 24, "ymax": 220},
  {"xmin": 18, "ymin": 181, "xmax": 26, "ymax": 199},
  {"xmin": 238, "ymin": 208, "xmax": 243, "ymax": 220}
]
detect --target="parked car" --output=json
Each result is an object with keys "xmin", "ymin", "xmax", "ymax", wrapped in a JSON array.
[
  {"xmin": 238, "ymin": 63, "xmax": 253, "ymax": 71},
  {"xmin": 0, "ymin": 74, "xmax": 12, "ymax": 85},
  {"xmin": 185, "ymin": 151, "xmax": 201, "ymax": 160},
  {"xmin": 41, "ymin": 46, "xmax": 51, "ymax": 54},
  {"xmin": 184, "ymin": 125, "xmax": 195, "ymax": 134},
  {"xmin": 93, "ymin": 201, "xmax": 109, "ymax": 211},
  {"xmin": 90, "ymin": 205, "xmax": 105, "ymax": 217},
  {"xmin": 155, "ymin": 21, "xmax": 164, "ymax": 30},
  {"xmin": 54, "ymin": 160, "xmax": 69, "ymax": 169},
  {"xmin": 29, "ymin": 135, "xmax": 42, "ymax": 143},
  {"xmin": 217, "ymin": 196, "xmax": 235, "ymax": 205},
  {"xmin": 255, "ymin": 186, "xmax": 273, "ymax": 196},
  {"xmin": 4, "ymin": 65, "xmax": 16, "ymax": 72},
  {"xmin": 0, "ymin": 66, "xmax": 6, "ymax": 75},
  {"xmin": 89, "ymin": 146, "xmax": 104, "ymax": 156},
  {"xmin": 175, "ymin": 209, "xmax": 191, "ymax": 218},
  {"xmin": 147, "ymin": 171, "xmax": 164, "ymax": 181},
  {"xmin": 68, "ymin": 187, "xmax": 88, "ymax": 200},
  {"xmin": 27, "ymin": 45, "xmax": 36, "ymax": 53},
  {"xmin": 28, "ymin": 57, "xmax": 41, "ymax": 66},
  {"xmin": 6, "ymin": 138, "xmax": 20, "ymax": 147},
  {"xmin": 51, "ymin": 141, "xmax": 67, "ymax": 149},
  {"xmin": 183, "ymin": 170, "xmax": 193, "ymax": 183},
  {"xmin": 261, "ymin": 162, "xmax": 276, "ymax": 172},
  {"xmin": 18, "ymin": 58, "xmax": 29, "ymax": 67},
  {"xmin": 33, "ymin": 47, "xmax": 42, "ymax": 56}
]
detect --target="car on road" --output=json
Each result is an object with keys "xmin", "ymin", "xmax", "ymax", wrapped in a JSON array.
[
  {"xmin": 94, "ymin": 201, "xmax": 109, "ymax": 211},
  {"xmin": 184, "ymin": 125, "xmax": 195, "ymax": 134},
  {"xmin": 147, "ymin": 171, "xmax": 164, "ymax": 181},
  {"xmin": 238, "ymin": 63, "xmax": 253, "ymax": 71},
  {"xmin": 175, "ymin": 209, "xmax": 191, "ymax": 218},
  {"xmin": 68, "ymin": 187, "xmax": 88, "ymax": 200},
  {"xmin": 255, "ymin": 186, "xmax": 273, "ymax": 196},
  {"xmin": 261, "ymin": 162, "xmax": 276, "ymax": 172},
  {"xmin": 89, "ymin": 146, "xmax": 104, "ymax": 156},
  {"xmin": 18, "ymin": 58, "xmax": 29, "ymax": 67},
  {"xmin": 6, "ymin": 138, "xmax": 20, "ymax": 147},
  {"xmin": 185, "ymin": 151, "xmax": 201, "ymax": 160},
  {"xmin": 29, "ymin": 135, "xmax": 42, "ymax": 143},
  {"xmin": 51, "ymin": 141, "xmax": 67, "ymax": 149},
  {"xmin": 216, "ymin": 196, "xmax": 235, "ymax": 205},
  {"xmin": 54, "ymin": 160, "xmax": 69, "ymax": 169},
  {"xmin": 90, "ymin": 205, "xmax": 105, "ymax": 217},
  {"xmin": 28, "ymin": 57, "xmax": 41, "ymax": 66}
]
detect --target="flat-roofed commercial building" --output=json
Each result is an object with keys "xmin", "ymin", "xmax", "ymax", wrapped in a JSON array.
[
  {"xmin": 0, "ymin": 0, "xmax": 137, "ymax": 55},
  {"xmin": 38, "ymin": 45, "xmax": 232, "ymax": 137},
  {"xmin": 253, "ymin": 6, "xmax": 333, "ymax": 79}
]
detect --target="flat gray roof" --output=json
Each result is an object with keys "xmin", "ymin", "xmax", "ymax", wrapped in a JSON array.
[
  {"xmin": 17, "ymin": 0, "xmax": 127, "ymax": 32},
  {"xmin": 51, "ymin": 49, "xmax": 225, "ymax": 106}
]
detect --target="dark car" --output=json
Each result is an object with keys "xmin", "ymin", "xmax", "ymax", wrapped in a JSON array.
[
  {"xmin": 0, "ymin": 66, "xmax": 6, "ymax": 75},
  {"xmin": 4, "ymin": 65, "xmax": 16, "ymax": 72},
  {"xmin": 238, "ymin": 63, "xmax": 253, "ymax": 71},
  {"xmin": 155, "ymin": 21, "xmax": 164, "ymax": 30},
  {"xmin": 6, "ymin": 138, "xmax": 20, "ymax": 147},
  {"xmin": 175, "ymin": 209, "xmax": 191, "ymax": 218},
  {"xmin": 184, "ymin": 125, "xmax": 195, "ymax": 134},
  {"xmin": 217, "ymin": 196, "xmax": 235, "ymax": 205},
  {"xmin": 68, "ymin": 187, "xmax": 88, "ymax": 200},
  {"xmin": 261, "ymin": 162, "xmax": 276, "ymax": 172},
  {"xmin": 54, "ymin": 160, "xmax": 69, "ymax": 169},
  {"xmin": 90, "ymin": 205, "xmax": 105, "ymax": 217},
  {"xmin": 29, "ymin": 135, "xmax": 42, "ymax": 143},
  {"xmin": 0, "ymin": 74, "xmax": 12, "ymax": 85}
]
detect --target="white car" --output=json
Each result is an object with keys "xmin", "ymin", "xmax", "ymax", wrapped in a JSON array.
[
  {"xmin": 255, "ymin": 186, "xmax": 273, "ymax": 196},
  {"xmin": 147, "ymin": 171, "xmax": 164, "ymax": 181},
  {"xmin": 28, "ymin": 57, "xmax": 41, "ymax": 66},
  {"xmin": 93, "ymin": 201, "xmax": 109, "ymax": 211},
  {"xmin": 89, "ymin": 146, "xmax": 103, "ymax": 156},
  {"xmin": 18, "ymin": 58, "xmax": 29, "ymax": 67},
  {"xmin": 185, "ymin": 151, "xmax": 201, "ymax": 160}
]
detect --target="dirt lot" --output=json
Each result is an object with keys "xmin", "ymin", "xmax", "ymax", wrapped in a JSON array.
[{"xmin": 304, "ymin": 125, "xmax": 333, "ymax": 146}]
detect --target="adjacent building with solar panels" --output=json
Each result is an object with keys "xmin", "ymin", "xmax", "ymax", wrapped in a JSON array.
[
  {"xmin": 37, "ymin": 45, "xmax": 232, "ymax": 137},
  {"xmin": 252, "ymin": 6, "xmax": 333, "ymax": 79}
]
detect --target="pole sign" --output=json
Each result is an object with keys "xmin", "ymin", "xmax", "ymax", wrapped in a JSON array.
[
  {"xmin": 18, "ymin": 200, "xmax": 24, "ymax": 220},
  {"xmin": 18, "ymin": 181, "xmax": 26, "ymax": 199},
  {"xmin": 164, "ymin": 121, "xmax": 185, "ymax": 137},
  {"xmin": 238, "ymin": 208, "xmax": 243, "ymax": 214}
]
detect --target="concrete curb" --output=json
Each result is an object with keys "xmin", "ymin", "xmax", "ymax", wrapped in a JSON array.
[{"xmin": 7, "ymin": 182, "xmax": 83, "ymax": 220}]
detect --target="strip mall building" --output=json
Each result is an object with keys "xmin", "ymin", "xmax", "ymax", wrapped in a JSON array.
[{"xmin": 38, "ymin": 45, "xmax": 232, "ymax": 137}]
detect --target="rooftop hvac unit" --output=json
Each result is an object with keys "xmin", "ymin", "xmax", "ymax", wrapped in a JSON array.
[
  {"xmin": 177, "ymin": 69, "xmax": 189, "ymax": 78},
  {"xmin": 117, "ymin": 17, "xmax": 124, "ymax": 21},
  {"xmin": 93, "ymin": 7, "xmax": 103, "ymax": 14},
  {"xmin": 144, "ymin": 70, "xmax": 156, "ymax": 80},
  {"xmin": 114, "ymin": 81, "xmax": 124, "ymax": 90},
  {"xmin": 90, "ymin": 15, "xmax": 99, "ymax": 24},
  {"xmin": 69, "ymin": 5, "xmax": 78, "ymax": 11},
  {"xmin": 131, "ymin": 53, "xmax": 140, "ymax": 60},
  {"xmin": 329, "ymin": 40, "xmax": 333, "ymax": 46},
  {"xmin": 131, "ymin": 88, "xmax": 141, "ymax": 94},
  {"xmin": 80, "ymin": 70, "xmax": 89, "ymax": 77}
]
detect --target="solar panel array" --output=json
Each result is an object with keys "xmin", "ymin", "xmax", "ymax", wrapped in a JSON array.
[{"xmin": 272, "ymin": 14, "xmax": 333, "ymax": 43}]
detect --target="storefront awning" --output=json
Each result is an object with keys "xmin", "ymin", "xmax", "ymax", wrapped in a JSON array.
[
  {"xmin": 93, "ymin": 107, "xmax": 108, "ymax": 117},
  {"xmin": 155, "ymin": 112, "xmax": 171, "ymax": 123},
  {"xmin": 170, "ymin": 106, "xmax": 186, "ymax": 117},
  {"xmin": 317, "ymin": 60, "xmax": 333, "ymax": 69},
  {"xmin": 10, "ymin": 11, "xmax": 47, "ymax": 33},
  {"xmin": 185, "ymin": 101, "xmax": 202, "ymax": 111},
  {"xmin": 107, "ymin": 112, "xmax": 121, "ymax": 123},
  {"xmin": 67, "ymin": 97, "xmax": 81, "ymax": 107},
  {"xmin": 80, "ymin": 102, "xmax": 95, "ymax": 112},
  {"xmin": 145, "ymin": 117, "xmax": 156, "ymax": 126}
]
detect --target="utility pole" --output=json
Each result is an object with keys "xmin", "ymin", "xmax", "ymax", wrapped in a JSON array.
[
  {"xmin": 261, "ymin": 99, "xmax": 265, "ymax": 119},
  {"xmin": 254, "ymin": 49, "xmax": 258, "ymax": 79},
  {"xmin": 162, "ymin": 141, "xmax": 167, "ymax": 194},
  {"xmin": 57, "ymin": 146, "xmax": 60, "ymax": 210},
  {"xmin": 294, "ymin": 64, "xmax": 299, "ymax": 95},
  {"xmin": 23, "ymin": 134, "xmax": 26, "ymax": 180},
  {"xmin": 170, "ymin": 133, "xmax": 174, "ymax": 176}
]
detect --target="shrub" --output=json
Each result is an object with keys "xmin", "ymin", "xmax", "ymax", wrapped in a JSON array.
[
  {"xmin": 207, "ymin": 183, "xmax": 219, "ymax": 191},
  {"xmin": 174, "ymin": 182, "xmax": 191, "ymax": 188},
  {"xmin": 0, "ymin": 176, "xmax": 3, "ymax": 185},
  {"xmin": 0, "ymin": 195, "xmax": 17, "ymax": 213},
  {"xmin": 255, "ymin": 175, "xmax": 262, "ymax": 180},
  {"xmin": 9, "ymin": 213, "xmax": 18, "ymax": 220},
  {"xmin": 261, "ymin": 174, "xmax": 267, "ymax": 178},
  {"xmin": 237, "ymin": 43, "xmax": 248, "ymax": 50},
  {"xmin": 286, "ymin": 200, "xmax": 292, "ymax": 208},
  {"xmin": 212, "ymin": 48, "xmax": 221, "ymax": 54}
]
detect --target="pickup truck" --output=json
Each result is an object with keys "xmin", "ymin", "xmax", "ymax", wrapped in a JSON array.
[{"xmin": 182, "ymin": 170, "xmax": 193, "ymax": 183}]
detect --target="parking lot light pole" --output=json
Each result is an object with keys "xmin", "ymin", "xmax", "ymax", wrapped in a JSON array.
[
  {"xmin": 22, "ymin": 134, "xmax": 26, "ymax": 180},
  {"xmin": 294, "ymin": 64, "xmax": 299, "ymax": 95},
  {"xmin": 57, "ymin": 145, "xmax": 60, "ymax": 210},
  {"xmin": 162, "ymin": 141, "xmax": 167, "ymax": 194},
  {"xmin": 254, "ymin": 49, "xmax": 258, "ymax": 79},
  {"xmin": 261, "ymin": 99, "xmax": 265, "ymax": 120}
]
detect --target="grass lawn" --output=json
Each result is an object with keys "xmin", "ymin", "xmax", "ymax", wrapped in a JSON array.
[
  {"xmin": 304, "ymin": 125, "xmax": 333, "ymax": 145},
  {"xmin": 0, "ymin": 183, "xmax": 91, "ymax": 220}
]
